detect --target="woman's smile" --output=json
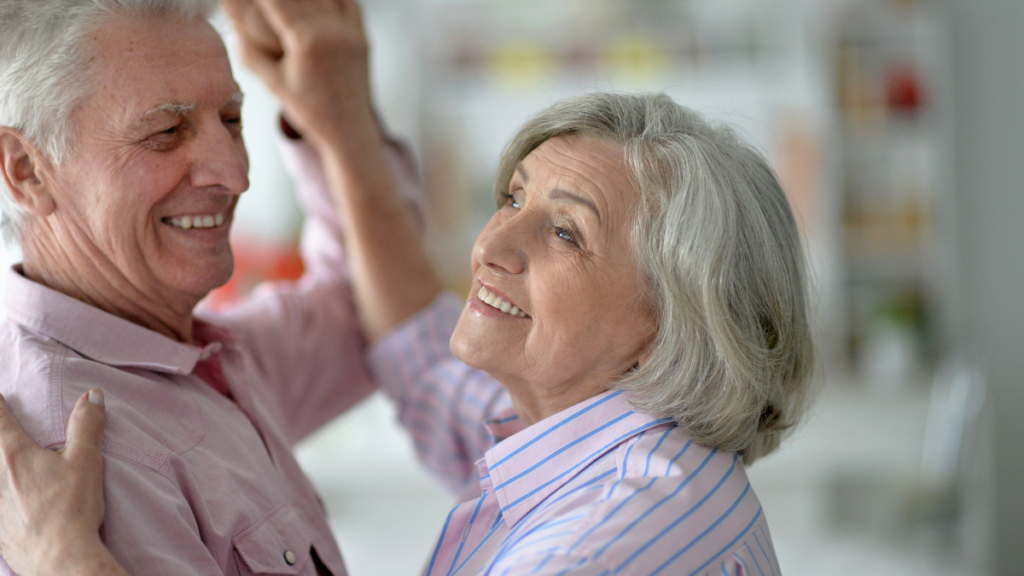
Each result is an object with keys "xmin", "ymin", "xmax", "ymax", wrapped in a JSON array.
[{"xmin": 472, "ymin": 284, "xmax": 529, "ymax": 318}]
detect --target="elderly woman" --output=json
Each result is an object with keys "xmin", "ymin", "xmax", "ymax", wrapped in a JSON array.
[
  {"xmin": 377, "ymin": 93, "xmax": 814, "ymax": 575},
  {"xmin": 0, "ymin": 89, "xmax": 813, "ymax": 575}
]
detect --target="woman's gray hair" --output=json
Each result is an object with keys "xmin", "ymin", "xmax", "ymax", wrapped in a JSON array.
[
  {"xmin": 496, "ymin": 93, "xmax": 815, "ymax": 464},
  {"xmin": 0, "ymin": 0, "xmax": 219, "ymax": 245}
]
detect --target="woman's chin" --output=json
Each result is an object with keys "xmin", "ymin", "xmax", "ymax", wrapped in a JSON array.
[
  {"xmin": 449, "ymin": 324, "xmax": 487, "ymax": 371},
  {"xmin": 450, "ymin": 317, "xmax": 513, "ymax": 378}
]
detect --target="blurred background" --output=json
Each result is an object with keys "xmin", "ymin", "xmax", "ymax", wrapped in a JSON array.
[{"xmin": 4, "ymin": 0, "xmax": 1022, "ymax": 573}]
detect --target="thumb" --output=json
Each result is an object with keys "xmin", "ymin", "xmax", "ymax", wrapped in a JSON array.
[
  {"xmin": 63, "ymin": 389, "xmax": 106, "ymax": 464},
  {"xmin": 0, "ymin": 392, "xmax": 33, "ymax": 455}
]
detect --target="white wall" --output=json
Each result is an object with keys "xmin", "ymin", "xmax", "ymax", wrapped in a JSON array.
[{"xmin": 940, "ymin": 0, "xmax": 1024, "ymax": 573}]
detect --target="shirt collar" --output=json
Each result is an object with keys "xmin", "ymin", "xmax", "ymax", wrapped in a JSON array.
[
  {"xmin": 481, "ymin": 390, "xmax": 674, "ymax": 528},
  {"xmin": 3, "ymin": 266, "xmax": 231, "ymax": 374}
]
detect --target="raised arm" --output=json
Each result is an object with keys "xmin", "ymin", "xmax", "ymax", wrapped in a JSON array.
[{"xmin": 225, "ymin": 0, "xmax": 443, "ymax": 342}]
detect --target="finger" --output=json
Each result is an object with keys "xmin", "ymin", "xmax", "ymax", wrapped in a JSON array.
[
  {"xmin": 223, "ymin": 0, "xmax": 284, "ymax": 58},
  {"xmin": 336, "ymin": 0, "xmax": 363, "ymax": 23},
  {"xmin": 250, "ymin": 0, "xmax": 304, "ymax": 35},
  {"xmin": 252, "ymin": 0, "xmax": 343, "ymax": 38},
  {"xmin": 221, "ymin": 0, "xmax": 245, "ymax": 22},
  {"xmin": 235, "ymin": 33, "xmax": 284, "ymax": 90},
  {"xmin": 62, "ymin": 390, "xmax": 106, "ymax": 465},
  {"xmin": 0, "ymin": 392, "xmax": 34, "ymax": 456}
]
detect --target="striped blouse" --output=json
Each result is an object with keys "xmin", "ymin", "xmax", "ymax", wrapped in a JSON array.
[{"xmin": 369, "ymin": 294, "xmax": 781, "ymax": 576}]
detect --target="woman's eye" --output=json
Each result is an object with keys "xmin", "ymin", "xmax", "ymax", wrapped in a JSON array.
[
  {"xmin": 555, "ymin": 227, "xmax": 576, "ymax": 244},
  {"xmin": 499, "ymin": 192, "xmax": 521, "ymax": 210}
]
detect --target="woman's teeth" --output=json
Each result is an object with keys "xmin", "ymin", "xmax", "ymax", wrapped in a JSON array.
[
  {"xmin": 168, "ymin": 214, "xmax": 225, "ymax": 230},
  {"xmin": 477, "ymin": 286, "xmax": 527, "ymax": 318}
]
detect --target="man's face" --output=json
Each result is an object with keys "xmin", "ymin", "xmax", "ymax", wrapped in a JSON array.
[{"xmin": 45, "ymin": 13, "xmax": 248, "ymax": 305}]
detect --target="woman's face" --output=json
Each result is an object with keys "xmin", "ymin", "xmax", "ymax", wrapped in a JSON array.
[{"xmin": 450, "ymin": 135, "xmax": 656, "ymax": 424}]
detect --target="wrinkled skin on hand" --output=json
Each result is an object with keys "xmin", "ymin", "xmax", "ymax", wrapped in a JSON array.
[
  {"xmin": 222, "ymin": 0, "xmax": 378, "ymax": 152},
  {"xmin": 222, "ymin": 0, "xmax": 284, "ymax": 58},
  {"xmin": 0, "ymin": 390, "xmax": 109, "ymax": 576}
]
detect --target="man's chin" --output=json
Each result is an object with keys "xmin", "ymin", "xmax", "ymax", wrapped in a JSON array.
[{"xmin": 167, "ymin": 256, "xmax": 236, "ymax": 303}]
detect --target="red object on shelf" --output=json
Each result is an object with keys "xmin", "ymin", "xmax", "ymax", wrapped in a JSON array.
[
  {"xmin": 885, "ymin": 63, "xmax": 925, "ymax": 114},
  {"xmin": 204, "ymin": 238, "xmax": 305, "ymax": 311}
]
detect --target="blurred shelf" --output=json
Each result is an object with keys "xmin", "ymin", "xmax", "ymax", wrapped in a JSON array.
[{"xmin": 748, "ymin": 372, "xmax": 973, "ymax": 576}]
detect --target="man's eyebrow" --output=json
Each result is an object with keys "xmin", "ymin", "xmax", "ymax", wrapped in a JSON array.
[
  {"xmin": 141, "ymin": 101, "xmax": 197, "ymax": 121},
  {"xmin": 138, "ymin": 92, "xmax": 244, "ymax": 123},
  {"xmin": 549, "ymin": 188, "xmax": 601, "ymax": 223}
]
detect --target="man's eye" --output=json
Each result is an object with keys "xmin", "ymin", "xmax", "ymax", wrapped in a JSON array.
[
  {"xmin": 555, "ymin": 227, "xmax": 576, "ymax": 244},
  {"xmin": 158, "ymin": 126, "xmax": 178, "ymax": 135}
]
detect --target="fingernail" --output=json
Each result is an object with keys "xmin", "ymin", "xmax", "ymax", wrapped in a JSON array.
[{"xmin": 88, "ymin": 389, "xmax": 105, "ymax": 408}]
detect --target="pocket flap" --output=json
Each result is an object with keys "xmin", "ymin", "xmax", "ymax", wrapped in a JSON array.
[{"xmin": 234, "ymin": 506, "xmax": 310, "ymax": 574}]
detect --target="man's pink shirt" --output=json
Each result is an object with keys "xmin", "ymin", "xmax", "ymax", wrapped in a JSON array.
[{"xmin": 0, "ymin": 138, "xmax": 411, "ymax": 576}]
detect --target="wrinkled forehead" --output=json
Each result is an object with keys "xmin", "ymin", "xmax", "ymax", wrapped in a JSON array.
[
  {"xmin": 521, "ymin": 135, "xmax": 639, "ymax": 221},
  {"xmin": 76, "ymin": 12, "xmax": 237, "ymax": 127}
]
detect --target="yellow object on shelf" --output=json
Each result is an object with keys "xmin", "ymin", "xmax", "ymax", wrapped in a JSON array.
[
  {"xmin": 603, "ymin": 35, "xmax": 672, "ymax": 83},
  {"xmin": 485, "ymin": 41, "xmax": 557, "ymax": 88}
]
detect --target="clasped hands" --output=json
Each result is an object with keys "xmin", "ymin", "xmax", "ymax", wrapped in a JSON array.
[{"xmin": 223, "ymin": 0, "xmax": 381, "ymax": 152}]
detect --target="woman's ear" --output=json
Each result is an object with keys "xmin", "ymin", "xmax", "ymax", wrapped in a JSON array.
[
  {"xmin": 637, "ymin": 348, "xmax": 653, "ymax": 368},
  {"xmin": 0, "ymin": 128, "xmax": 56, "ymax": 217}
]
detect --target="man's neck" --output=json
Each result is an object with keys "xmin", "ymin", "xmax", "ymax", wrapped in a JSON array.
[{"xmin": 20, "ymin": 235, "xmax": 198, "ymax": 344}]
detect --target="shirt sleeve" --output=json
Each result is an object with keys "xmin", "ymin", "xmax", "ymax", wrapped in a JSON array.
[
  {"xmin": 99, "ymin": 455, "xmax": 223, "ymax": 576},
  {"xmin": 368, "ymin": 293, "xmax": 513, "ymax": 495},
  {"xmin": 208, "ymin": 136, "xmax": 423, "ymax": 445}
]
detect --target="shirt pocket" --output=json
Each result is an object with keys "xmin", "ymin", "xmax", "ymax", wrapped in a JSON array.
[{"xmin": 233, "ymin": 505, "xmax": 312, "ymax": 575}]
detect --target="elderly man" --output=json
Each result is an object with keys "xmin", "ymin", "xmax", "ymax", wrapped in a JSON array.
[{"xmin": 0, "ymin": 0, "xmax": 472, "ymax": 574}]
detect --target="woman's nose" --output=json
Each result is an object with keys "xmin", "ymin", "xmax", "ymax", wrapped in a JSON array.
[{"xmin": 474, "ymin": 214, "xmax": 528, "ymax": 276}]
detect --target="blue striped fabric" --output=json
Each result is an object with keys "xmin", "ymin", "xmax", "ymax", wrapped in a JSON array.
[{"xmin": 369, "ymin": 294, "xmax": 781, "ymax": 575}]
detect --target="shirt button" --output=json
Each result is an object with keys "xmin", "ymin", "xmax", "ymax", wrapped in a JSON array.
[{"xmin": 283, "ymin": 550, "xmax": 297, "ymax": 566}]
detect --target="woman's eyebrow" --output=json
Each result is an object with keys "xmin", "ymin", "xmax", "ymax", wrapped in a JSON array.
[
  {"xmin": 514, "ymin": 163, "xmax": 530, "ymax": 182},
  {"xmin": 549, "ymin": 188, "xmax": 601, "ymax": 223}
]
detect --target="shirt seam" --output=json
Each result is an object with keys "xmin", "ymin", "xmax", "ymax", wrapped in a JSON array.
[
  {"xmin": 7, "ymin": 297, "xmax": 198, "ymax": 374},
  {"xmin": 42, "ymin": 343, "xmax": 67, "ymax": 448},
  {"xmin": 550, "ymin": 442, "xmax": 652, "ymax": 576},
  {"xmin": 498, "ymin": 549, "xmax": 621, "ymax": 575}
]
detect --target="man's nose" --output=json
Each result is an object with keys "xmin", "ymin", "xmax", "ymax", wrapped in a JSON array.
[{"xmin": 189, "ymin": 121, "xmax": 249, "ymax": 194}]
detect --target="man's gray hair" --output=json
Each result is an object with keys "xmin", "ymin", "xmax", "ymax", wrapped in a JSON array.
[
  {"xmin": 496, "ymin": 93, "xmax": 815, "ymax": 464},
  {"xmin": 0, "ymin": 0, "xmax": 219, "ymax": 245}
]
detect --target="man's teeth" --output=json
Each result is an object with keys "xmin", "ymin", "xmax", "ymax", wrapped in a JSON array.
[
  {"xmin": 477, "ymin": 286, "xmax": 527, "ymax": 317},
  {"xmin": 169, "ymin": 213, "xmax": 225, "ymax": 229}
]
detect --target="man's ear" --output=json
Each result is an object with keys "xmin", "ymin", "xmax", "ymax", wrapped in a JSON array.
[{"xmin": 0, "ymin": 128, "xmax": 56, "ymax": 217}]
